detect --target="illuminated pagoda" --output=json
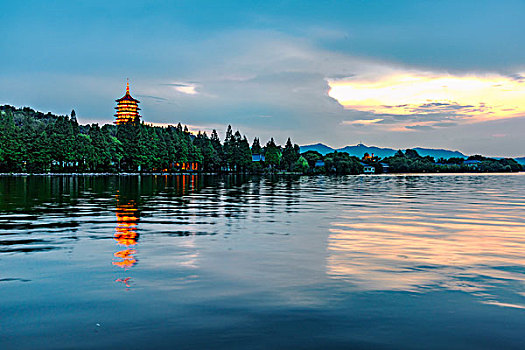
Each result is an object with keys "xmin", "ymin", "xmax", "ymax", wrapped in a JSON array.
[{"xmin": 114, "ymin": 80, "xmax": 141, "ymax": 125}]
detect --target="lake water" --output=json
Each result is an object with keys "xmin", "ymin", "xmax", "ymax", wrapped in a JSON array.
[{"xmin": 1, "ymin": 174, "xmax": 524, "ymax": 349}]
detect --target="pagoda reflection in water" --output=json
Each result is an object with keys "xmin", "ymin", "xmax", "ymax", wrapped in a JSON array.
[{"xmin": 113, "ymin": 195, "xmax": 139, "ymax": 274}]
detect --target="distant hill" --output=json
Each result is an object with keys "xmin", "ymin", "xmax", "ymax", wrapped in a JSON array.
[
  {"xmin": 337, "ymin": 144, "xmax": 397, "ymax": 159},
  {"xmin": 300, "ymin": 143, "xmax": 467, "ymax": 160},
  {"xmin": 299, "ymin": 143, "xmax": 335, "ymax": 155},
  {"xmin": 413, "ymin": 148, "xmax": 466, "ymax": 160},
  {"xmin": 515, "ymin": 157, "xmax": 525, "ymax": 165}
]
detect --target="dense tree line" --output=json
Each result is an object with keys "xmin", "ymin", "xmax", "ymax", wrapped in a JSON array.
[
  {"xmin": 301, "ymin": 149, "xmax": 522, "ymax": 174},
  {"xmin": 301, "ymin": 151, "xmax": 363, "ymax": 174},
  {"xmin": 0, "ymin": 105, "xmax": 302, "ymax": 173},
  {"xmin": 379, "ymin": 149, "xmax": 522, "ymax": 173},
  {"xmin": 1, "ymin": 105, "xmax": 522, "ymax": 174}
]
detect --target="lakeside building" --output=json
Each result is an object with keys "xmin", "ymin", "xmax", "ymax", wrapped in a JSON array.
[
  {"xmin": 115, "ymin": 80, "xmax": 141, "ymax": 125},
  {"xmin": 464, "ymin": 160, "xmax": 481, "ymax": 169},
  {"xmin": 362, "ymin": 153, "xmax": 375, "ymax": 161},
  {"xmin": 252, "ymin": 154, "xmax": 265, "ymax": 162},
  {"xmin": 315, "ymin": 160, "xmax": 325, "ymax": 167},
  {"xmin": 360, "ymin": 162, "xmax": 376, "ymax": 174}
]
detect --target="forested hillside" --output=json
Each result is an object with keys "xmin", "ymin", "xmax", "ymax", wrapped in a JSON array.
[{"xmin": 0, "ymin": 105, "xmax": 300, "ymax": 173}]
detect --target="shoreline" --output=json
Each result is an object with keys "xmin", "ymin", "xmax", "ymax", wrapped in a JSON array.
[{"xmin": 0, "ymin": 171, "xmax": 522, "ymax": 177}]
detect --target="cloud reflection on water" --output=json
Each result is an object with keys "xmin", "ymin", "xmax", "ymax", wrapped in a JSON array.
[{"xmin": 327, "ymin": 195, "xmax": 525, "ymax": 309}]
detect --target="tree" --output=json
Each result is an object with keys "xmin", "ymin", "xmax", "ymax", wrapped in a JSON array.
[
  {"xmin": 383, "ymin": 149, "xmax": 436, "ymax": 173},
  {"xmin": 265, "ymin": 138, "xmax": 281, "ymax": 169},
  {"xmin": 48, "ymin": 115, "xmax": 76, "ymax": 169},
  {"xmin": 0, "ymin": 110, "xmax": 23, "ymax": 171},
  {"xmin": 117, "ymin": 122, "xmax": 146, "ymax": 171},
  {"xmin": 209, "ymin": 129, "xmax": 223, "ymax": 170},
  {"xmin": 302, "ymin": 150, "xmax": 322, "ymax": 168},
  {"xmin": 281, "ymin": 137, "xmax": 299, "ymax": 171},
  {"xmin": 239, "ymin": 136, "xmax": 252, "ymax": 171},
  {"xmin": 89, "ymin": 124, "xmax": 113, "ymax": 170},
  {"xmin": 28, "ymin": 131, "xmax": 52, "ymax": 172},
  {"xmin": 194, "ymin": 132, "xmax": 218, "ymax": 172},
  {"xmin": 324, "ymin": 152, "xmax": 363, "ymax": 174},
  {"xmin": 294, "ymin": 156, "xmax": 309, "ymax": 173},
  {"xmin": 74, "ymin": 134, "xmax": 94, "ymax": 171},
  {"xmin": 251, "ymin": 137, "xmax": 262, "ymax": 154},
  {"xmin": 223, "ymin": 125, "xmax": 234, "ymax": 169}
]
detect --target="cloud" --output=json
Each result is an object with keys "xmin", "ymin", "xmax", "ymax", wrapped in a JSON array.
[
  {"xmin": 342, "ymin": 118, "xmax": 384, "ymax": 125},
  {"xmin": 328, "ymin": 70, "xmax": 525, "ymax": 128},
  {"xmin": 128, "ymin": 31, "xmax": 525, "ymax": 152},
  {"xmin": 507, "ymin": 74, "xmax": 525, "ymax": 83},
  {"xmin": 405, "ymin": 124, "xmax": 434, "ymax": 131},
  {"xmin": 3, "ymin": 26, "xmax": 525, "ymax": 155},
  {"xmin": 162, "ymin": 82, "xmax": 200, "ymax": 95},
  {"xmin": 432, "ymin": 122, "xmax": 458, "ymax": 128}
]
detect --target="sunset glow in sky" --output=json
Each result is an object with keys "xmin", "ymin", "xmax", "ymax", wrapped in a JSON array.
[
  {"xmin": 328, "ymin": 71, "xmax": 525, "ymax": 130},
  {"xmin": 1, "ymin": 0, "xmax": 524, "ymax": 156}
]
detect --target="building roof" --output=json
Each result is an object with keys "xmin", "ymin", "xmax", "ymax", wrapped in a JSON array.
[{"xmin": 116, "ymin": 94, "xmax": 140, "ymax": 103}]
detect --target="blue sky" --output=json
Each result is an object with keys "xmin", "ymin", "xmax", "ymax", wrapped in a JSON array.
[{"xmin": 1, "ymin": 0, "xmax": 524, "ymax": 156}]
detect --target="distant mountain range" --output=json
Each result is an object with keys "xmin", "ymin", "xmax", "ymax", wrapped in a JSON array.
[
  {"xmin": 516, "ymin": 157, "xmax": 525, "ymax": 165},
  {"xmin": 300, "ymin": 143, "xmax": 467, "ymax": 160}
]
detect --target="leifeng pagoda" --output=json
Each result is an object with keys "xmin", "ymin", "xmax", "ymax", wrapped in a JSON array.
[{"xmin": 115, "ymin": 80, "xmax": 141, "ymax": 125}]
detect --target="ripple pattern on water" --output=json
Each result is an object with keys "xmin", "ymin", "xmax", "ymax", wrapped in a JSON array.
[
  {"xmin": 325, "ymin": 174, "xmax": 525, "ymax": 309},
  {"xmin": 1, "ymin": 174, "xmax": 525, "ymax": 349}
]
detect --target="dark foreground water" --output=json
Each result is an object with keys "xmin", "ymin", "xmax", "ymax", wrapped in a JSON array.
[{"xmin": 1, "ymin": 174, "xmax": 524, "ymax": 349}]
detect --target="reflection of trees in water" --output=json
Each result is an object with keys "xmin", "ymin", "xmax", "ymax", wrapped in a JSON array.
[
  {"xmin": 0, "ymin": 174, "xmax": 303, "ymax": 266},
  {"xmin": 261, "ymin": 175, "xmax": 301, "ymax": 215}
]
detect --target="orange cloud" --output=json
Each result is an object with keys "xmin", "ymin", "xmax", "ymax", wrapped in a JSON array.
[{"xmin": 328, "ymin": 71, "xmax": 525, "ymax": 128}]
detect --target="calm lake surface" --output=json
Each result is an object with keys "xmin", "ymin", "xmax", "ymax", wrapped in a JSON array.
[{"xmin": 1, "ymin": 174, "xmax": 524, "ymax": 349}]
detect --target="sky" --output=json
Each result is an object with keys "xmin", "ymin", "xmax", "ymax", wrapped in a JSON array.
[{"xmin": 1, "ymin": 0, "xmax": 524, "ymax": 156}]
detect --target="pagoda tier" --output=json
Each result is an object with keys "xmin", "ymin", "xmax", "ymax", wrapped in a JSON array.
[{"xmin": 115, "ymin": 81, "xmax": 141, "ymax": 125}]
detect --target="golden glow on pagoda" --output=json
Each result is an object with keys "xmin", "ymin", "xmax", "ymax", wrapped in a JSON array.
[{"xmin": 115, "ymin": 80, "xmax": 141, "ymax": 125}]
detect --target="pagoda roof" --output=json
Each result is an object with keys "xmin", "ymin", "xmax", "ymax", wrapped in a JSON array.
[{"xmin": 116, "ymin": 93, "xmax": 140, "ymax": 103}]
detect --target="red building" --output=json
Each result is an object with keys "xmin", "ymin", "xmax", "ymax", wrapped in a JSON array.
[{"xmin": 115, "ymin": 80, "xmax": 141, "ymax": 125}]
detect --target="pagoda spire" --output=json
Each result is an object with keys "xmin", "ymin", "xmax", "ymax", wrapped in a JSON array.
[{"xmin": 126, "ymin": 78, "xmax": 130, "ymax": 94}]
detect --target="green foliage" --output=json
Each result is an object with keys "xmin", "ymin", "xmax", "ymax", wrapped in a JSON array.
[
  {"xmin": 264, "ymin": 138, "xmax": 281, "ymax": 169},
  {"xmin": 301, "ymin": 150, "xmax": 323, "ymax": 168},
  {"xmin": 294, "ymin": 156, "xmax": 309, "ymax": 173},
  {"xmin": 497, "ymin": 158, "xmax": 522, "ymax": 172},
  {"xmin": 281, "ymin": 137, "xmax": 300, "ymax": 171},
  {"xmin": 251, "ymin": 137, "xmax": 262, "ymax": 154},
  {"xmin": 324, "ymin": 152, "xmax": 363, "ymax": 174},
  {"xmin": 439, "ymin": 157, "xmax": 464, "ymax": 165},
  {"xmin": 383, "ymin": 149, "xmax": 436, "ymax": 173},
  {"xmin": 1, "ymin": 105, "xmax": 522, "ymax": 174},
  {"xmin": 194, "ymin": 132, "xmax": 219, "ymax": 171}
]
